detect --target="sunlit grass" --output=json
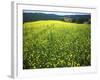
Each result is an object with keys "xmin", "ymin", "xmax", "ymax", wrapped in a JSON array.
[{"xmin": 23, "ymin": 20, "xmax": 91, "ymax": 69}]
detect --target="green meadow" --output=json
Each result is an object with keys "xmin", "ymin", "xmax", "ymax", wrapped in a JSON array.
[{"xmin": 23, "ymin": 20, "xmax": 91, "ymax": 69}]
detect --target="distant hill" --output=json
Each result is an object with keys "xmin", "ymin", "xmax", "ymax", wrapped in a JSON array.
[{"xmin": 23, "ymin": 13, "xmax": 91, "ymax": 24}]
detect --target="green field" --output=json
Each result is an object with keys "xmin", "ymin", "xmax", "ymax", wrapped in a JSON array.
[{"xmin": 23, "ymin": 20, "xmax": 91, "ymax": 69}]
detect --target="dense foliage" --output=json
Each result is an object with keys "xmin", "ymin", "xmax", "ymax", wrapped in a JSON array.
[
  {"xmin": 23, "ymin": 20, "xmax": 91, "ymax": 69},
  {"xmin": 23, "ymin": 13, "xmax": 90, "ymax": 24}
]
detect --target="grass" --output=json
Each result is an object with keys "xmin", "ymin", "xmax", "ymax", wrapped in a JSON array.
[{"xmin": 23, "ymin": 20, "xmax": 91, "ymax": 69}]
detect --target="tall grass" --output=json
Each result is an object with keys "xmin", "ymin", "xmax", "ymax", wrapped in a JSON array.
[{"xmin": 23, "ymin": 20, "xmax": 91, "ymax": 69}]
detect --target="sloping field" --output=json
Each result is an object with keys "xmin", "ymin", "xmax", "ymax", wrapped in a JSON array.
[{"xmin": 23, "ymin": 20, "xmax": 91, "ymax": 69}]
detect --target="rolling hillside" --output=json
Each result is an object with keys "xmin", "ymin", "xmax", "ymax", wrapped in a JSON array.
[{"xmin": 23, "ymin": 20, "xmax": 91, "ymax": 69}]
